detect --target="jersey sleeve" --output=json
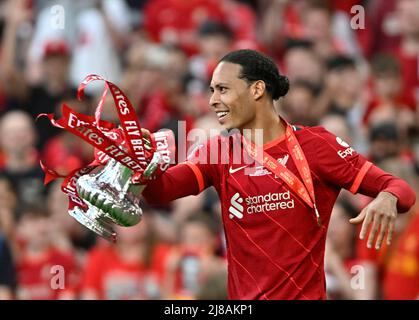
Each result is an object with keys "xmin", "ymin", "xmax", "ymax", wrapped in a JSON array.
[
  {"xmin": 309, "ymin": 127, "xmax": 372, "ymax": 193},
  {"xmin": 142, "ymin": 136, "xmax": 222, "ymax": 204},
  {"xmin": 142, "ymin": 163, "xmax": 202, "ymax": 204},
  {"xmin": 184, "ymin": 136, "xmax": 222, "ymax": 193}
]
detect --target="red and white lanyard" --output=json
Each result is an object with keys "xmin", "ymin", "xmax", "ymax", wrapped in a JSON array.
[{"xmin": 242, "ymin": 123, "xmax": 322, "ymax": 226}]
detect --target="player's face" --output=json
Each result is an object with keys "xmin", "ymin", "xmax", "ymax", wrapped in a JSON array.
[{"xmin": 209, "ymin": 62, "xmax": 256, "ymax": 130}]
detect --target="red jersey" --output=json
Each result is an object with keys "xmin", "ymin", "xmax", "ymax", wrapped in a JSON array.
[
  {"xmin": 143, "ymin": 124, "xmax": 416, "ymax": 299},
  {"xmin": 187, "ymin": 126, "xmax": 371, "ymax": 299},
  {"xmin": 143, "ymin": 0, "xmax": 225, "ymax": 55},
  {"xmin": 17, "ymin": 248, "xmax": 77, "ymax": 300},
  {"xmin": 81, "ymin": 244, "xmax": 170, "ymax": 300},
  {"xmin": 383, "ymin": 212, "xmax": 419, "ymax": 299}
]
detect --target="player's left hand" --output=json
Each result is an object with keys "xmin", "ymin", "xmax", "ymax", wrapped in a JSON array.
[{"xmin": 349, "ymin": 191, "xmax": 398, "ymax": 250}]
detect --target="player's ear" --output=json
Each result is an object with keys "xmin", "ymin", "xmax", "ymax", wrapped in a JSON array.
[{"xmin": 252, "ymin": 80, "xmax": 266, "ymax": 101}]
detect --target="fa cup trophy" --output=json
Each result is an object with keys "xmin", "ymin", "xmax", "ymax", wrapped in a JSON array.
[
  {"xmin": 70, "ymin": 131, "xmax": 174, "ymax": 242},
  {"xmin": 40, "ymin": 74, "xmax": 176, "ymax": 242}
]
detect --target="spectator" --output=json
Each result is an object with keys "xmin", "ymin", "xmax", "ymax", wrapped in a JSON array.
[
  {"xmin": 80, "ymin": 213, "xmax": 168, "ymax": 300},
  {"xmin": 41, "ymin": 96, "xmax": 93, "ymax": 174},
  {"xmin": 368, "ymin": 122, "xmax": 401, "ymax": 164},
  {"xmin": 258, "ymin": 0, "xmax": 307, "ymax": 57},
  {"xmin": 325, "ymin": 200, "xmax": 361, "ymax": 299},
  {"xmin": 15, "ymin": 203, "xmax": 78, "ymax": 300},
  {"xmin": 0, "ymin": 111, "xmax": 45, "ymax": 214},
  {"xmin": 0, "ymin": 174, "xmax": 17, "ymax": 241},
  {"xmin": 300, "ymin": 2, "xmax": 342, "ymax": 60},
  {"xmin": 162, "ymin": 212, "xmax": 226, "ymax": 299},
  {"xmin": 365, "ymin": 53, "xmax": 416, "ymax": 141},
  {"xmin": 196, "ymin": 269, "xmax": 228, "ymax": 300},
  {"xmin": 355, "ymin": 158, "xmax": 418, "ymax": 299},
  {"xmin": 69, "ymin": 0, "xmax": 131, "ymax": 92},
  {"xmin": 0, "ymin": 232, "xmax": 17, "ymax": 299},
  {"xmin": 259, "ymin": 0, "xmax": 362, "ymax": 59},
  {"xmin": 281, "ymin": 80, "xmax": 318, "ymax": 126},
  {"xmin": 142, "ymin": 0, "xmax": 226, "ymax": 55},
  {"xmin": 282, "ymin": 40, "xmax": 324, "ymax": 90},
  {"xmin": 382, "ymin": 206, "xmax": 419, "ymax": 299},
  {"xmin": 319, "ymin": 114, "xmax": 353, "ymax": 146},
  {"xmin": 391, "ymin": 0, "xmax": 419, "ymax": 109},
  {"xmin": 46, "ymin": 180, "xmax": 97, "ymax": 253},
  {"xmin": 0, "ymin": 0, "xmax": 77, "ymax": 149},
  {"xmin": 315, "ymin": 55, "xmax": 364, "ymax": 117},
  {"xmin": 189, "ymin": 21, "xmax": 234, "ymax": 97}
]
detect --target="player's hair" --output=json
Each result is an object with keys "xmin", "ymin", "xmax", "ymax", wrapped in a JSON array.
[{"xmin": 220, "ymin": 49, "xmax": 289, "ymax": 100}]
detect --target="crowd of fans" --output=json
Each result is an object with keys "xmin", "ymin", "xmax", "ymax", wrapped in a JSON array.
[{"xmin": 0, "ymin": 0, "xmax": 418, "ymax": 300}]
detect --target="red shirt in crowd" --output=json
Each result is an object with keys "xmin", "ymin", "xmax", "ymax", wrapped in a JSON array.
[
  {"xmin": 391, "ymin": 47, "xmax": 419, "ymax": 110},
  {"xmin": 17, "ymin": 247, "xmax": 77, "ymax": 300},
  {"xmin": 143, "ymin": 122, "xmax": 415, "ymax": 299},
  {"xmin": 383, "ymin": 212, "xmax": 419, "ymax": 299},
  {"xmin": 80, "ymin": 244, "xmax": 170, "ymax": 300},
  {"xmin": 143, "ymin": 0, "xmax": 226, "ymax": 55}
]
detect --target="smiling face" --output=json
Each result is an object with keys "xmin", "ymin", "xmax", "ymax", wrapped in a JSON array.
[{"xmin": 209, "ymin": 62, "xmax": 258, "ymax": 131}]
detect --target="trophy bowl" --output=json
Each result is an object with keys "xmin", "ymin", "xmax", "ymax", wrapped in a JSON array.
[
  {"xmin": 76, "ymin": 157, "xmax": 144, "ymax": 227},
  {"xmin": 74, "ymin": 153, "xmax": 161, "ymax": 241}
]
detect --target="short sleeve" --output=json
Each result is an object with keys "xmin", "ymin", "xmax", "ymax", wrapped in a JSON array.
[
  {"xmin": 309, "ymin": 127, "xmax": 372, "ymax": 193},
  {"xmin": 185, "ymin": 136, "xmax": 223, "ymax": 192}
]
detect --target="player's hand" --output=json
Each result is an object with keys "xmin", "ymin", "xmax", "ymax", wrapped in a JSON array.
[
  {"xmin": 349, "ymin": 192, "xmax": 398, "ymax": 250},
  {"xmin": 131, "ymin": 128, "xmax": 174, "ymax": 184}
]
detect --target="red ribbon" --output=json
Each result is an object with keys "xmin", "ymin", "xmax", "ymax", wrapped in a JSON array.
[{"xmin": 38, "ymin": 74, "xmax": 165, "ymax": 214}]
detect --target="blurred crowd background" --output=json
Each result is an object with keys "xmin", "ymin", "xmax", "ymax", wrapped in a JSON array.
[{"xmin": 0, "ymin": 0, "xmax": 418, "ymax": 300}]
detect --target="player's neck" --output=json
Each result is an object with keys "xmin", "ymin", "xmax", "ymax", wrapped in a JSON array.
[{"xmin": 242, "ymin": 109, "xmax": 286, "ymax": 146}]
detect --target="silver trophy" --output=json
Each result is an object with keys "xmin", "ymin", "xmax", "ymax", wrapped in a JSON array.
[{"xmin": 70, "ymin": 152, "xmax": 161, "ymax": 242}]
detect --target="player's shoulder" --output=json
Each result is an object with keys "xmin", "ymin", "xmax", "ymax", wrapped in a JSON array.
[
  {"xmin": 293, "ymin": 125, "xmax": 349, "ymax": 154},
  {"xmin": 295, "ymin": 125, "xmax": 357, "ymax": 162},
  {"xmin": 293, "ymin": 125, "xmax": 333, "ymax": 142}
]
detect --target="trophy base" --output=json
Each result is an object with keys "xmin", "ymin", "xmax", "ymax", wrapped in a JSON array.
[{"xmin": 69, "ymin": 205, "xmax": 117, "ymax": 242}]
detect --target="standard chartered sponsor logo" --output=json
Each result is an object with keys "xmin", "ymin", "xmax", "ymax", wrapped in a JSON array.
[
  {"xmin": 246, "ymin": 190, "xmax": 295, "ymax": 213},
  {"xmin": 229, "ymin": 191, "xmax": 295, "ymax": 219},
  {"xmin": 229, "ymin": 193, "xmax": 244, "ymax": 219}
]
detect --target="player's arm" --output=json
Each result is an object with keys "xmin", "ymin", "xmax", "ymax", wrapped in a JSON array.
[
  {"xmin": 349, "ymin": 164, "xmax": 416, "ymax": 249},
  {"xmin": 142, "ymin": 162, "xmax": 207, "ymax": 204},
  {"xmin": 311, "ymin": 127, "xmax": 416, "ymax": 250},
  {"xmin": 354, "ymin": 165, "xmax": 415, "ymax": 213},
  {"xmin": 142, "ymin": 134, "xmax": 218, "ymax": 205}
]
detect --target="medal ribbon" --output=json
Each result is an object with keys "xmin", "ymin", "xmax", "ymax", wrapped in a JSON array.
[{"xmin": 243, "ymin": 123, "xmax": 321, "ymax": 226}]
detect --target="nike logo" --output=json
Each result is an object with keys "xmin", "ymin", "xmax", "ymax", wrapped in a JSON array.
[
  {"xmin": 229, "ymin": 165, "xmax": 248, "ymax": 174},
  {"xmin": 277, "ymin": 154, "xmax": 289, "ymax": 167}
]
